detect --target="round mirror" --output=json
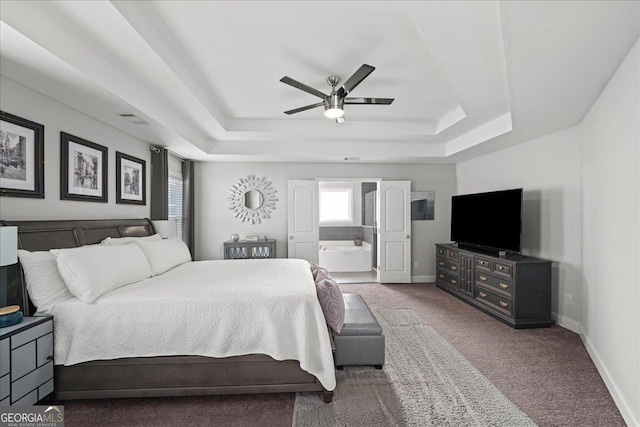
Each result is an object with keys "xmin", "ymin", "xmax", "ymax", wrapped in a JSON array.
[{"xmin": 244, "ymin": 190, "xmax": 263, "ymax": 210}]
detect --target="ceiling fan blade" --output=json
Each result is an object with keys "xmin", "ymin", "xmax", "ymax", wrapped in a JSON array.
[
  {"xmin": 344, "ymin": 97, "xmax": 394, "ymax": 105},
  {"xmin": 338, "ymin": 64, "xmax": 375, "ymax": 97},
  {"xmin": 280, "ymin": 77, "xmax": 327, "ymax": 99},
  {"xmin": 284, "ymin": 102, "xmax": 324, "ymax": 115}
]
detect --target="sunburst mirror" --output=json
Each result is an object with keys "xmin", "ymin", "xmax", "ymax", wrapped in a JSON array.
[{"xmin": 228, "ymin": 175, "xmax": 278, "ymax": 224}]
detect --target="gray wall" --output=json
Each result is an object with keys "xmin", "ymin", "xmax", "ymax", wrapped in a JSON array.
[
  {"xmin": 0, "ymin": 77, "xmax": 151, "ymax": 220},
  {"xmin": 580, "ymin": 39, "xmax": 639, "ymax": 425},
  {"xmin": 195, "ymin": 162, "xmax": 457, "ymax": 281}
]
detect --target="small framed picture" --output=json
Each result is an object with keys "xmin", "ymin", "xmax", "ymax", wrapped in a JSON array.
[
  {"xmin": 60, "ymin": 132, "xmax": 108, "ymax": 202},
  {"xmin": 0, "ymin": 112, "xmax": 45, "ymax": 198},
  {"xmin": 116, "ymin": 152, "xmax": 146, "ymax": 205},
  {"xmin": 411, "ymin": 191, "xmax": 435, "ymax": 220}
]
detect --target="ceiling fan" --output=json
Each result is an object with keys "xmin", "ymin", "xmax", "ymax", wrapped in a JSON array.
[{"xmin": 280, "ymin": 64, "xmax": 394, "ymax": 123}]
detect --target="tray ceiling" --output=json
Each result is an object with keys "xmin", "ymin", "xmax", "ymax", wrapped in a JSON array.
[{"xmin": 0, "ymin": 1, "xmax": 637, "ymax": 163}]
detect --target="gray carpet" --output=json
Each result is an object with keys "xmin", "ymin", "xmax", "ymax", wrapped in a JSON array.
[{"xmin": 293, "ymin": 308, "xmax": 536, "ymax": 427}]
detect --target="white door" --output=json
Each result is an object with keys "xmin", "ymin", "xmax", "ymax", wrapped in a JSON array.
[
  {"xmin": 378, "ymin": 181, "xmax": 411, "ymax": 283},
  {"xmin": 287, "ymin": 180, "xmax": 319, "ymax": 263}
]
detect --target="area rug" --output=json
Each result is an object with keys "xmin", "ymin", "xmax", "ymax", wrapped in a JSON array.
[{"xmin": 293, "ymin": 308, "xmax": 537, "ymax": 427}]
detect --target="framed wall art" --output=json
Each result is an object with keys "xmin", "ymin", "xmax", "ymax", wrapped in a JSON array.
[
  {"xmin": 0, "ymin": 111, "xmax": 44, "ymax": 198},
  {"xmin": 411, "ymin": 191, "xmax": 435, "ymax": 220},
  {"xmin": 60, "ymin": 132, "xmax": 108, "ymax": 203},
  {"xmin": 116, "ymin": 151, "xmax": 146, "ymax": 205}
]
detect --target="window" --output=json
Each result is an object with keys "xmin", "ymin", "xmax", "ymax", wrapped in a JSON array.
[
  {"xmin": 320, "ymin": 187, "xmax": 353, "ymax": 222},
  {"xmin": 168, "ymin": 155, "xmax": 183, "ymax": 238},
  {"xmin": 319, "ymin": 182, "xmax": 361, "ymax": 225}
]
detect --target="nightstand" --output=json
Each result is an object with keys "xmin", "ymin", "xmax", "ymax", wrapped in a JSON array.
[
  {"xmin": 0, "ymin": 316, "xmax": 54, "ymax": 406},
  {"xmin": 223, "ymin": 239, "xmax": 277, "ymax": 259}
]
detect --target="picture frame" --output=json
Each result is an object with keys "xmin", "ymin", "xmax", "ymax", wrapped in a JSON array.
[
  {"xmin": 411, "ymin": 191, "xmax": 435, "ymax": 220},
  {"xmin": 116, "ymin": 151, "xmax": 146, "ymax": 205},
  {"xmin": 0, "ymin": 111, "xmax": 45, "ymax": 199},
  {"xmin": 60, "ymin": 132, "xmax": 108, "ymax": 203}
]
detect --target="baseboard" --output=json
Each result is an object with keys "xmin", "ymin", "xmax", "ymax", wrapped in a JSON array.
[
  {"xmin": 551, "ymin": 311, "xmax": 580, "ymax": 334},
  {"xmin": 580, "ymin": 328, "xmax": 639, "ymax": 427},
  {"xmin": 412, "ymin": 275, "xmax": 435, "ymax": 283}
]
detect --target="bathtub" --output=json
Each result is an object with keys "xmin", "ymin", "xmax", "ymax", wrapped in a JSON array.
[{"xmin": 319, "ymin": 240, "xmax": 372, "ymax": 272}]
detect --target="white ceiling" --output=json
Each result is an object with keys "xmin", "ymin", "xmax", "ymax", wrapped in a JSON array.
[{"xmin": 0, "ymin": 1, "xmax": 638, "ymax": 163}]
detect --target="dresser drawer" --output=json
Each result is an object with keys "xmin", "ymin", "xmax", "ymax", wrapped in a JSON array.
[
  {"xmin": 0, "ymin": 374, "xmax": 9, "ymax": 401},
  {"xmin": 437, "ymin": 270, "xmax": 460, "ymax": 288},
  {"xmin": 492, "ymin": 262, "xmax": 513, "ymax": 277},
  {"xmin": 11, "ymin": 341, "xmax": 36, "ymax": 380},
  {"xmin": 437, "ymin": 258, "xmax": 459, "ymax": 275},
  {"xmin": 476, "ymin": 288, "xmax": 512, "ymax": 315},
  {"xmin": 11, "ymin": 320, "xmax": 52, "ymax": 349},
  {"xmin": 0, "ymin": 339, "xmax": 9, "ymax": 377},
  {"xmin": 11, "ymin": 362, "xmax": 53, "ymax": 403},
  {"xmin": 476, "ymin": 271, "xmax": 513, "ymax": 297},
  {"xmin": 475, "ymin": 256, "xmax": 491, "ymax": 271},
  {"xmin": 446, "ymin": 249, "xmax": 459, "ymax": 261},
  {"xmin": 436, "ymin": 247, "xmax": 447, "ymax": 257}
]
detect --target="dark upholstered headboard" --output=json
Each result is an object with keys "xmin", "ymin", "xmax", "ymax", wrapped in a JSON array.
[{"xmin": 1, "ymin": 218, "xmax": 155, "ymax": 315}]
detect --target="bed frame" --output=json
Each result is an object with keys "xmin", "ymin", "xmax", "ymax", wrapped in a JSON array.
[{"xmin": 2, "ymin": 218, "xmax": 332, "ymax": 403}]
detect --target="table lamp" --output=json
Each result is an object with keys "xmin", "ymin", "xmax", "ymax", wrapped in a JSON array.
[{"xmin": 0, "ymin": 226, "xmax": 22, "ymax": 327}]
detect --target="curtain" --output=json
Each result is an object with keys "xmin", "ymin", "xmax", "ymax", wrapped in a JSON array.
[
  {"xmin": 182, "ymin": 160, "xmax": 195, "ymax": 257},
  {"xmin": 150, "ymin": 147, "xmax": 168, "ymax": 220}
]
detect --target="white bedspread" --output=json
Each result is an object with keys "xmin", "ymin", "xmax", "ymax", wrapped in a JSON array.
[{"xmin": 51, "ymin": 258, "xmax": 336, "ymax": 391}]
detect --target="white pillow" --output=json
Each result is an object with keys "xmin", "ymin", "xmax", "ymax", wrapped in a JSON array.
[
  {"xmin": 17, "ymin": 250, "xmax": 74, "ymax": 315},
  {"xmin": 134, "ymin": 238, "xmax": 192, "ymax": 276},
  {"xmin": 51, "ymin": 243, "xmax": 152, "ymax": 303},
  {"xmin": 101, "ymin": 233, "xmax": 162, "ymax": 245}
]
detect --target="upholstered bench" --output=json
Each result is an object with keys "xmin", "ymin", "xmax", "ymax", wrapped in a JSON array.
[{"xmin": 332, "ymin": 293, "xmax": 385, "ymax": 369}]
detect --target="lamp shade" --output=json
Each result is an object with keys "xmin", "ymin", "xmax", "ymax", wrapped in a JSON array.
[
  {"xmin": 152, "ymin": 220, "xmax": 177, "ymax": 238},
  {"xmin": 0, "ymin": 226, "xmax": 18, "ymax": 267}
]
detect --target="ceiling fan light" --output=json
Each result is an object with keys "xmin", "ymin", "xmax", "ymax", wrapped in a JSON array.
[{"xmin": 324, "ymin": 107, "xmax": 344, "ymax": 119}]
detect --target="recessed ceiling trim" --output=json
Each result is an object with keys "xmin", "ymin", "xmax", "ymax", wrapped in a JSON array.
[{"xmin": 445, "ymin": 112, "xmax": 512, "ymax": 156}]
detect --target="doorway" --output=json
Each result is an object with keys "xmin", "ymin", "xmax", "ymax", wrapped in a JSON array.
[{"xmin": 287, "ymin": 179, "xmax": 412, "ymax": 284}]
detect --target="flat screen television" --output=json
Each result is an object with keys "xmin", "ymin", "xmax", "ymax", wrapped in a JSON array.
[{"xmin": 451, "ymin": 188, "xmax": 523, "ymax": 253}]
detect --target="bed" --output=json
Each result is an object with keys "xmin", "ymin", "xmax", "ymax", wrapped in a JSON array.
[{"xmin": 2, "ymin": 218, "xmax": 334, "ymax": 402}]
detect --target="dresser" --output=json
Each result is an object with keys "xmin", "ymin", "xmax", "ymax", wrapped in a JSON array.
[
  {"xmin": 0, "ymin": 316, "xmax": 54, "ymax": 405},
  {"xmin": 223, "ymin": 239, "xmax": 277, "ymax": 259},
  {"xmin": 435, "ymin": 244, "xmax": 553, "ymax": 328}
]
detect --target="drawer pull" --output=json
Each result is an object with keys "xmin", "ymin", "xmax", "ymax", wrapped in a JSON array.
[
  {"xmin": 499, "ymin": 301, "xmax": 508, "ymax": 307},
  {"xmin": 451, "ymin": 279, "xmax": 457, "ymax": 285},
  {"xmin": 479, "ymin": 275, "xmax": 487, "ymax": 281},
  {"xmin": 439, "ymin": 274, "xmax": 444, "ymax": 279},
  {"xmin": 479, "ymin": 291, "xmax": 487, "ymax": 297},
  {"xmin": 451, "ymin": 266, "xmax": 457, "ymax": 271},
  {"xmin": 439, "ymin": 262, "xmax": 444, "ymax": 266},
  {"xmin": 498, "ymin": 266, "xmax": 505, "ymax": 270},
  {"xmin": 499, "ymin": 283, "xmax": 508, "ymax": 289}
]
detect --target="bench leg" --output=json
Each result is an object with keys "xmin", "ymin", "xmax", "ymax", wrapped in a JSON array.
[
  {"xmin": 336, "ymin": 365, "xmax": 344, "ymax": 370},
  {"xmin": 322, "ymin": 390, "xmax": 333, "ymax": 403}
]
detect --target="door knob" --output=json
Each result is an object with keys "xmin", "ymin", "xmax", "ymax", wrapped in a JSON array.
[
  {"xmin": 406, "ymin": 234, "xmax": 410, "ymax": 239},
  {"xmin": 289, "ymin": 235, "xmax": 293, "ymax": 240}
]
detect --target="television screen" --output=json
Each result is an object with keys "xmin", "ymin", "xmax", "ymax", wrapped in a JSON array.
[{"xmin": 451, "ymin": 188, "xmax": 523, "ymax": 252}]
